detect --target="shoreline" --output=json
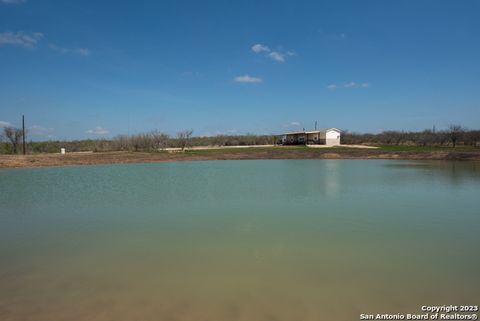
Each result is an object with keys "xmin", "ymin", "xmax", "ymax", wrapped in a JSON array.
[{"xmin": 1, "ymin": 147, "xmax": 480, "ymax": 169}]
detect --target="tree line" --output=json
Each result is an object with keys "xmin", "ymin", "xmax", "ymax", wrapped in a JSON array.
[
  {"xmin": 341, "ymin": 125, "xmax": 480, "ymax": 147},
  {"xmin": 0, "ymin": 127, "xmax": 276, "ymax": 154},
  {"xmin": 1, "ymin": 125, "xmax": 479, "ymax": 154}
]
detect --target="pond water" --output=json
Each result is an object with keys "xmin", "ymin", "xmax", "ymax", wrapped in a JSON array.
[{"xmin": 0, "ymin": 160, "xmax": 479, "ymax": 321}]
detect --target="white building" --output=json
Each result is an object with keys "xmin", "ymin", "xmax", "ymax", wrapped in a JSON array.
[{"xmin": 281, "ymin": 128, "xmax": 341, "ymax": 146}]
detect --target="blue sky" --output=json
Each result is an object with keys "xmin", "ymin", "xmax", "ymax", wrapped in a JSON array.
[{"xmin": 1, "ymin": 0, "xmax": 479, "ymax": 140}]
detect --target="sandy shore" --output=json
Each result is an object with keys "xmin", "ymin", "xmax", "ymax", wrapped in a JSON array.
[{"xmin": 1, "ymin": 146, "xmax": 479, "ymax": 169}]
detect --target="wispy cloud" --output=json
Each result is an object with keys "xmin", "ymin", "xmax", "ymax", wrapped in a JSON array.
[
  {"xmin": 251, "ymin": 43, "xmax": 270, "ymax": 53},
  {"xmin": 29, "ymin": 125, "xmax": 54, "ymax": 137},
  {"xmin": 318, "ymin": 29, "xmax": 348, "ymax": 42},
  {"xmin": 75, "ymin": 48, "xmax": 91, "ymax": 56},
  {"xmin": 251, "ymin": 43, "xmax": 295, "ymax": 63},
  {"xmin": 0, "ymin": 120, "xmax": 13, "ymax": 127},
  {"xmin": 49, "ymin": 44, "xmax": 91, "ymax": 56},
  {"xmin": 234, "ymin": 75, "xmax": 263, "ymax": 83},
  {"xmin": 344, "ymin": 82, "xmax": 369, "ymax": 88},
  {"xmin": 268, "ymin": 51, "xmax": 285, "ymax": 62},
  {"xmin": 0, "ymin": 31, "xmax": 43, "ymax": 48},
  {"xmin": 86, "ymin": 126, "xmax": 109, "ymax": 135},
  {"xmin": 343, "ymin": 82, "xmax": 356, "ymax": 88},
  {"xmin": 282, "ymin": 121, "xmax": 302, "ymax": 128},
  {"xmin": 1, "ymin": 0, "xmax": 25, "ymax": 4},
  {"xmin": 327, "ymin": 82, "xmax": 370, "ymax": 90}
]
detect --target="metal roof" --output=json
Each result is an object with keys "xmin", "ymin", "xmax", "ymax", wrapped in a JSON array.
[{"xmin": 284, "ymin": 128, "xmax": 341, "ymax": 135}]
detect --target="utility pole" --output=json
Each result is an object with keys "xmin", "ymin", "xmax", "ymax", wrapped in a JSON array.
[
  {"xmin": 315, "ymin": 121, "xmax": 317, "ymax": 130},
  {"xmin": 22, "ymin": 115, "xmax": 26, "ymax": 155}
]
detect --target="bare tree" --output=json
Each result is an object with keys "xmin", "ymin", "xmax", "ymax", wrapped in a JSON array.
[
  {"xmin": 177, "ymin": 129, "xmax": 193, "ymax": 150},
  {"xmin": 3, "ymin": 127, "xmax": 23, "ymax": 154},
  {"xmin": 0, "ymin": 131, "xmax": 4, "ymax": 153},
  {"xmin": 448, "ymin": 125, "xmax": 464, "ymax": 148},
  {"xmin": 464, "ymin": 130, "xmax": 480, "ymax": 147},
  {"xmin": 150, "ymin": 130, "xmax": 169, "ymax": 151}
]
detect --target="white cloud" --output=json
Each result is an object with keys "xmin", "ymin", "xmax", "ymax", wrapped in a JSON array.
[
  {"xmin": 344, "ymin": 81, "xmax": 370, "ymax": 88},
  {"xmin": 234, "ymin": 75, "xmax": 263, "ymax": 83},
  {"xmin": 268, "ymin": 51, "xmax": 285, "ymax": 62},
  {"xmin": 48, "ymin": 44, "xmax": 68, "ymax": 54},
  {"xmin": 251, "ymin": 43, "xmax": 295, "ymax": 63},
  {"xmin": 86, "ymin": 126, "xmax": 109, "ymax": 135},
  {"xmin": 327, "ymin": 82, "xmax": 370, "ymax": 90},
  {"xmin": 1, "ymin": 0, "xmax": 25, "ymax": 4},
  {"xmin": 251, "ymin": 43, "xmax": 270, "ymax": 53},
  {"xmin": 76, "ymin": 48, "xmax": 91, "ymax": 56},
  {"xmin": 49, "ymin": 44, "xmax": 91, "ymax": 56},
  {"xmin": 0, "ymin": 120, "xmax": 13, "ymax": 127},
  {"xmin": 344, "ymin": 81, "xmax": 357, "ymax": 88},
  {"xmin": 0, "ymin": 31, "xmax": 43, "ymax": 48}
]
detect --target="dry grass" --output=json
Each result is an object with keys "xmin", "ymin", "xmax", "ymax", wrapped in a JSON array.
[{"xmin": 1, "ymin": 146, "xmax": 480, "ymax": 169}]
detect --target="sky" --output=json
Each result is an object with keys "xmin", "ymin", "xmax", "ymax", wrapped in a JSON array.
[{"xmin": 1, "ymin": 0, "xmax": 479, "ymax": 140}]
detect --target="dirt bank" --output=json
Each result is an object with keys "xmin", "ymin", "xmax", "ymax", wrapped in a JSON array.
[{"xmin": 1, "ymin": 147, "xmax": 479, "ymax": 169}]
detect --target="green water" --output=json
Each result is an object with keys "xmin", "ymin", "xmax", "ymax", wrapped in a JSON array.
[{"xmin": 0, "ymin": 160, "xmax": 479, "ymax": 321}]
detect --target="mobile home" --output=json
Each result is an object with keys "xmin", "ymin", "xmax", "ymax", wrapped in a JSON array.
[{"xmin": 281, "ymin": 128, "xmax": 341, "ymax": 146}]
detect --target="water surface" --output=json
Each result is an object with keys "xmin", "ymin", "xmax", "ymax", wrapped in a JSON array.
[{"xmin": 1, "ymin": 160, "xmax": 479, "ymax": 321}]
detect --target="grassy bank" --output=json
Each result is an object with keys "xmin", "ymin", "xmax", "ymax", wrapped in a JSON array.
[{"xmin": 1, "ymin": 145, "xmax": 479, "ymax": 169}]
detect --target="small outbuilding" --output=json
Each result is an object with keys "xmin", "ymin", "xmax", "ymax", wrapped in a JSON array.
[{"xmin": 281, "ymin": 128, "xmax": 341, "ymax": 146}]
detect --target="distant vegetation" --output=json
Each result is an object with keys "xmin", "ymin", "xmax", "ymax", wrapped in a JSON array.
[
  {"xmin": 1, "ymin": 125, "xmax": 479, "ymax": 154},
  {"xmin": 1, "ymin": 126, "xmax": 24, "ymax": 154},
  {"xmin": 342, "ymin": 125, "xmax": 480, "ymax": 148},
  {"xmin": 0, "ymin": 127, "xmax": 276, "ymax": 154}
]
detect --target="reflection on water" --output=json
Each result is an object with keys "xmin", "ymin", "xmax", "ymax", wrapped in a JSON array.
[
  {"xmin": 0, "ymin": 160, "xmax": 479, "ymax": 321},
  {"xmin": 324, "ymin": 160, "xmax": 340, "ymax": 198},
  {"xmin": 384, "ymin": 161, "xmax": 480, "ymax": 185}
]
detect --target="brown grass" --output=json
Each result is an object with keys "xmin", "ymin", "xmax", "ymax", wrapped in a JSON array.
[{"xmin": 1, "ymin": 147, "xmax": 480, "ymax": 169}]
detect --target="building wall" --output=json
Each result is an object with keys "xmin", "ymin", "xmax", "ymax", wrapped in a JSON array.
[
  {"xmin": 307, "ymin": 133, "xmax": 320, "ymax": 143},
  {"xmin": 325, "ymin": 130, "xmax": 341, "ymax": 146},
  {"xmin": 284, "ymin": 134, "xmax": 304, "ymax": 144},
  {"xmin": 283, "ymin": 129, "xmax": 341, "ymax": 145}
]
